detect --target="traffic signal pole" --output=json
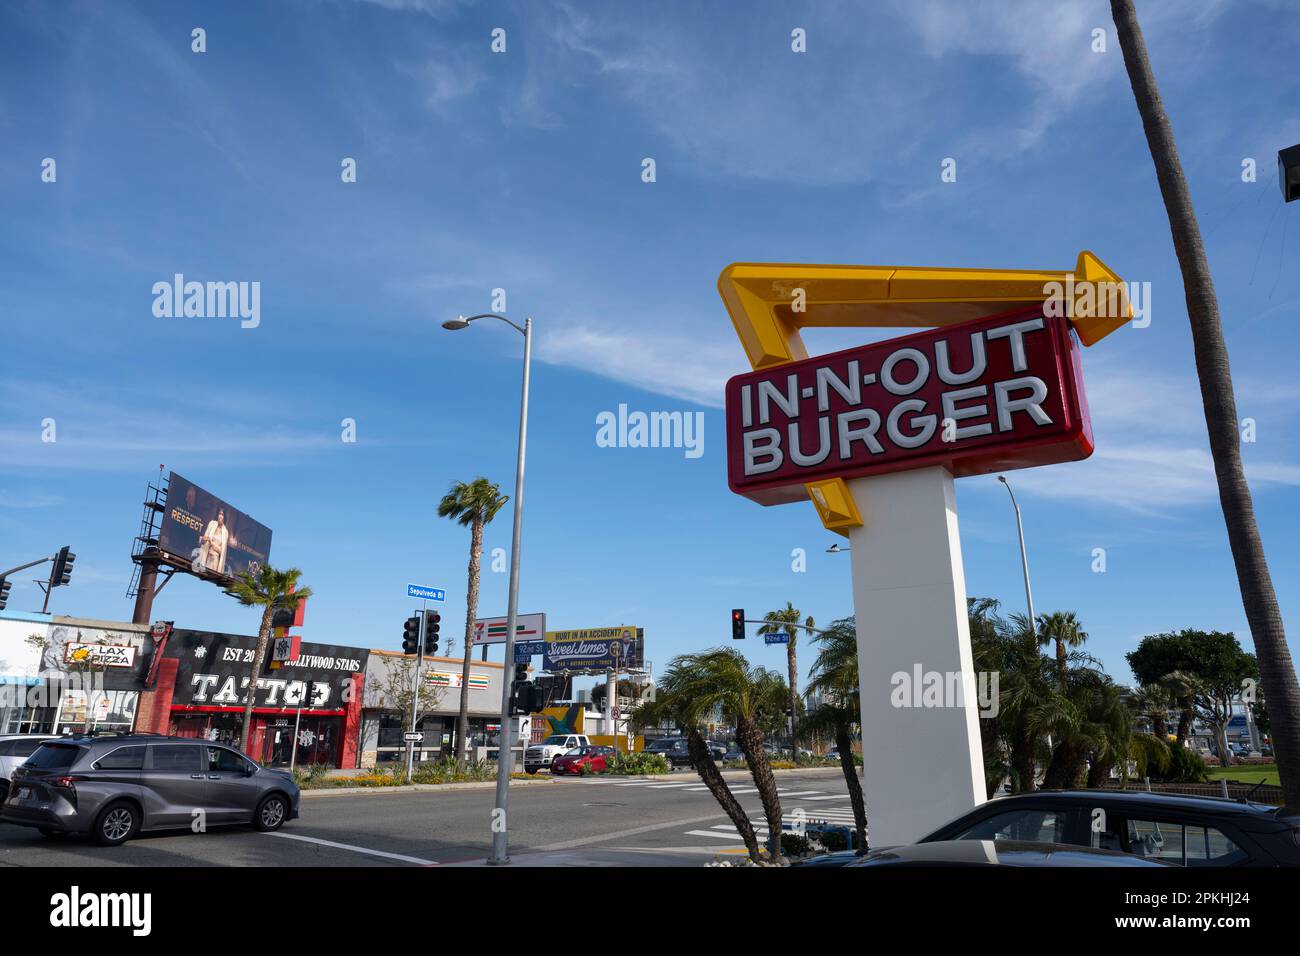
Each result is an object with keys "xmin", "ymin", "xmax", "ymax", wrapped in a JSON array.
[{"xmin": 407, "ymin": 601, "xmax": 426, "ymax": 778}]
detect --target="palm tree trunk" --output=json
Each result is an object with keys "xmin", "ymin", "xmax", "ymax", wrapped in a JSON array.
[
  {"xmin": 239, "ymin": 606, "xmax": 275, "ymax": 754},
  {"xmin": 686, "ymin": 728, "xmax": 761, "ymax": 863},
  {"xmin": 1111, "ymin": 0, "xmax": 1300, "ymax": 808},
  {"xmin": 1151, "ymin": 712, "xmax": 1167, "ymax": 741},
  {"xmin": 1055, "ymin": 639, "xmax": 1067, "ymax": 684},
  {"xmin": 1175, "ymin": 704, "xmax": 1192, "ymax": 746},
  {"xmin": 1010, "ymin": 720, "xmax": 1037, "ymax": 793},
  {"xmin": 736, "ymin": 716, "xmax": 784, "ymax": 862},
  {"xmin": 835, "ymin": 722, "xmax": 868, "ymax": 851},
  {"xmin": 455, "ymin": 515, "xmax": 484, "ymax": 766}
]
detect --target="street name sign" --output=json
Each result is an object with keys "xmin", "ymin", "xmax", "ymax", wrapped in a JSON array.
[
  {"xmin": 407, "ymin": 583, "xmax": 446, "ymax": 602},
  {"xmin": 764, "ymin": 632, "xmax": 791, "ymax": 645}
]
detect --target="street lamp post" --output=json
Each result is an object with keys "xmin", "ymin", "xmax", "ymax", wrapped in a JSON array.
[
  {"xmin": 997, "ymin": 475, "xmax": 1036, "ymax": 630},
  {"xmin": 442, "ymin": 312, "xmax": 532, "ymax": 866}
]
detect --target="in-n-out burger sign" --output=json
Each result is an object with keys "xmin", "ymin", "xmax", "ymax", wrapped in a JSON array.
[{"xmin": 725, "ymin": 307, "xmax": 1091, "ymax": 504}]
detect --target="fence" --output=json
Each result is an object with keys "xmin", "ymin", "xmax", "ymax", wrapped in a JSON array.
[{"xmin": 1096, "ymin": 778, "xmax": 1284, "ymax": 806}]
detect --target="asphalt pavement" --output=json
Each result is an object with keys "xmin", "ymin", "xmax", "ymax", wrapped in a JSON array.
[{"xmin": 0, "ymin": 767, "xmax": 853, "ymax": 867}]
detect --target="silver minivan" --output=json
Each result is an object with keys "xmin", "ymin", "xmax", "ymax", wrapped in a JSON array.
[{"xmin": 1, "ymin": 735, "xmax": 300, "ymax": 846}]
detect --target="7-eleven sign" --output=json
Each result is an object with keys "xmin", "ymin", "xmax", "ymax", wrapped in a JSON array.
[{"xmin": 472, "ymin": 612, "xmax": 547, "ymax": 646}]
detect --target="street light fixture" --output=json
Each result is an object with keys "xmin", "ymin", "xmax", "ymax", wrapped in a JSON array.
[
  {"xmin": 826, "ymin": 542, "xmax": 851, "ymax": 553},
  {"xmin": 997, "ymin": 475, "xmax": 1036, "ymax": 632},
  {"xmin": 442, "ymin": 310, "xmax": 532, "ymax": 866}
]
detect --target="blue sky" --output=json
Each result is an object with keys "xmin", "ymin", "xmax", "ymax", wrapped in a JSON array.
[{"xmin": 2, "ymin": 0, "xmax": 1299, "ymax": 695}]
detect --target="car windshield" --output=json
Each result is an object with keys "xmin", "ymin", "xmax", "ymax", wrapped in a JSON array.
[
  {"xmin": 24, "ymin": 743, "xmax": 83, "ymax": 770},
  {"xmin": 565, "ymin": 747, "xmax": 588, "ymax": 756},
  {"xmin": 542, "ymin": 736, "xmax": 571, "ymax": 746}
]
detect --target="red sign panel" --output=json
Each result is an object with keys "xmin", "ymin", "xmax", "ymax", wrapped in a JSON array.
[{"xmin": 725, "ymin": 306, "xmax": 1092, "ymax": 505}]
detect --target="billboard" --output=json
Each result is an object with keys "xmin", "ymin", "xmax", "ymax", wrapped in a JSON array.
[
  {"xmin": 544, "ymin": 627, "xmax": 642, "ymax": 672},
  {"xmin": 157, "ymin": 472, "xmax": 272, "ymax": 580},
  {"xmin": 725, "ymin": 307, "xmax": 1092, "ymax": 506}
]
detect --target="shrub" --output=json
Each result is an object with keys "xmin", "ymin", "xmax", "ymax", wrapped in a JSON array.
[
  {"xmin": 780, "ymin": 832, "xmax": 814, "ymax": 857},
  {"xmin": 811, "ymin": 827, "xmax": 851, "ymax": 853},
  {"xmin": 1163, "ymin": 744, "xmax": 1209, "ymax": 783},
  {"xmin": 604, "ymin": 751, "xmax": 670, "ymax": 775}
]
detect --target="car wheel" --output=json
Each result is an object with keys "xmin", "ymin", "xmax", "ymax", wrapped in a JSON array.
[
  {"xmin": 254, "ymin": 793, "xmax": 289, "ymax": 832},
  {"xmin": 92, "ymin": 801, "xmax": 139, "ymax": 847},
  {"xmin": 526, "ymin": 768, "xmax": 537, "ymax": 775}
]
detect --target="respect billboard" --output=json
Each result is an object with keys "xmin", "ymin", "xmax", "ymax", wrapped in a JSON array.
[
  {"xmin": 543, "ymin": 627, "xmax": 642, "ymax": 672},
  {"xmin": 724, "ymin": 307, "xmax": 1092, "ymax": 505},
  {"xmin": 157, "ymin": 472, "xmax": 273, "ymax": 580}
]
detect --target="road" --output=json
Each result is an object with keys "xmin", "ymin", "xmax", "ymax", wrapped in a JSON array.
[{"xmin": 0, "ymin": 768, "xmax": 854, "ymax": 867}]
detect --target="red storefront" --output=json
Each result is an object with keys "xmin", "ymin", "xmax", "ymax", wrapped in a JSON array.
[{"xmin": 136, "ymin": 628, "xmax": 366, "ymax": 769}]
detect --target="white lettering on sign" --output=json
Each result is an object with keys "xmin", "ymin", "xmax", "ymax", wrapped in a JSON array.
[{"xmin": 739, "ymin": 317, "xmax": 1054, "ymax": 478}]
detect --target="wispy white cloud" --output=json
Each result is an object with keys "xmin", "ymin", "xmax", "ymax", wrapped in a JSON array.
[{"xmin": 536, "ymin": 323, "xmax": 735, "ymax": 408}]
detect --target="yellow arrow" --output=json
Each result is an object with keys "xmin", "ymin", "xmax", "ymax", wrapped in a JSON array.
[
  {"xmin": 718, "ymin": 251, "xmax": 1131, "ymax": 533},
  {"xmin": 719, "ymin": 250, "xmax": 1131, "ymax": 370}
]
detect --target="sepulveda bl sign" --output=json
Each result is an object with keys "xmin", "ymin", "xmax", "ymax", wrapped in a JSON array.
[{"xmin": 724, "ymin": 305, "xmax": 1092, "ymax": 505}]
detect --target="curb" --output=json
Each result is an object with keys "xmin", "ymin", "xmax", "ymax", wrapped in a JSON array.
[
  {"xmin": 301, "ymin": 778, "xmax": 555, "ymax": 798},
  {"xmin": 300, "ymin": 764, "xmax": 848, "ymax": 798}
]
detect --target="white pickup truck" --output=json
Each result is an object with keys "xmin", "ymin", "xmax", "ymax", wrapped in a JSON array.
[{"xmin": 525, "ymin": 733, "xmax": 590, "ymax": 774}]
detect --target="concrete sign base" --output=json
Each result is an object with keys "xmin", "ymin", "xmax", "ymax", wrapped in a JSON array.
[{"xmin": 846, "ymin": 466, "xmax": 986, "ymax": 846}]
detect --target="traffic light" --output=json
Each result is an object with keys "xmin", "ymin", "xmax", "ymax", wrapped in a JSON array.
[
  {"xmin": 513, "ymin": 662, "xmax": 529, "ymax": 684},
  {"xmin": 423, "ymin": 611, "xmax": 440, "ymax": 656},
  {"xmin": 51, "ymin": 546, "xmax": 76, "ymax": 587},
  {"xmin": 731, "ymin": 608, "xmax": 745, "ymax": 640},
  {"xmin": 510, "ymin": 680, "xmax": 545, "ymax": 717},
  {"xmin": 402, "ymin": 615, "xmax": 421, "ymax": 655},
  {"xmin": 0, "ymin": 577, "xmax": 10, "ymax": 611}
]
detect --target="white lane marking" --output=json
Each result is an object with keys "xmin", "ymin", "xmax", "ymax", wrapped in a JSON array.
[
  {"xmin": 800, "ymin": 794, "xmax": 855, "ymax": 801},
  {"xmin": 778, "ymin": 791, "xmax": 826, "ymax": 797},
  {"xmin": 641, "ymin": 783, "xmax": 699, "ymax": 790},
  {"xmin": 267, "ymin": 831, "xmax": 439, "ymax": 866},
  {"xmin": 683, "ymin": 829, "xmax": 746, "ymax": 840}
]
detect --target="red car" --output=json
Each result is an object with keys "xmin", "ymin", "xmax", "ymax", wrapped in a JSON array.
[{"xmin": 550, "ymin": 745, "xmax": 616, "ymax": 775}]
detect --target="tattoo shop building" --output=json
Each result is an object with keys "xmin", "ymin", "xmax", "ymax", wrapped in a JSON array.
[{"xmin": 135, "ymin": 628, "xmax": 368, "ymax": 769}]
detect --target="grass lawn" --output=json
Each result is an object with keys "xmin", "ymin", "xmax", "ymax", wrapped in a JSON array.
[{"xmin": 1206, "ymin": 764, "xmax": 1279, "ymax": 785}]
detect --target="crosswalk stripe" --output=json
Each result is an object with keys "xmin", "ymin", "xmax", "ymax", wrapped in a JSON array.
[
  {"xmin": 776, "ymin": 791, "xmax": 826, "ymax": 797},
  {"xmin": 800, "ymin": 794, "xmax": 855, "ymax": 801},
  {"xmin": 640, "ymin": 783, "xmax": 700, "ymax": 790},
  {"xmin": 683, "ymin": 829, "xmax": 746, "ymax": 840}
]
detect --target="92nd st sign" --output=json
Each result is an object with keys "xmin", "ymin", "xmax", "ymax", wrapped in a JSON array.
[{"xmin": 725, "ymin": 307, "xmax": 1092, "ymax": 505}]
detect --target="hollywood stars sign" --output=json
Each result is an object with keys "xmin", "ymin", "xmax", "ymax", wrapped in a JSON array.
[{"xmin": 720, "ymin": 252, "xmax": 1132, "ymax": 845}]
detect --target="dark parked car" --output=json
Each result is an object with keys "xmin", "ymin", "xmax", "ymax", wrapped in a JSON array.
[
  {"xmin": 1, "ymin": 735, "xmax": 300, "ymax": 846},
  {"xmin": 644, "ymin": 737, "xmax": 725, "ymax": 769},
  {"xmin": 920, "ymin": 790, "xmax": 1300, "ymax": 867},
  {"xmin": 844, "ymin": 840, "xmax": 1175, "ymax": 868}
]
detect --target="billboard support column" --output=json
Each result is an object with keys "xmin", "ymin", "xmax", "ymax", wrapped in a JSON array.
[
  {"xmin": 845, "ymin": 466, "xmax": 985, "ymax": 846},
  {"xmin": 131, "ymin": 559, "xmax": 159, "ymax": 625}
]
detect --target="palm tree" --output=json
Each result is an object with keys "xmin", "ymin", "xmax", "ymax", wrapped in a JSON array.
[
  {"xmin": 227, "ymin": 565, "xmax": 313, "ymax": 753},
  {"xmin": 804, "ymin": 617, "xmax": 867, "ymax": 851},
  {"xmin": 990, "ymin": 610, "xmax": 1055, "ymax": 793},
  {"xmin": 1161, "ymin": 669, "xmax": 1203, "ymax": 747},
  {"xmin": 634, "ymin": 662, "xmax": 765, "ymax": 864},
  {"xmin": 437, "ymin": 477, "xmax": 508, "ymax": 766},
  {"xmin": 1037, "ymin": 611, "xmax": 1088, "ymax": 684},
  {"xmin": 658, "ymin": 648, "xmax": 789, "ymax": 861},
  {"xmin": 1130, "ymin": 683, "xmax": 1174, "ymax": 741},
  {"xmin": 1111, "ymin": 0, "xmax": 1300, "ymax": 807},
  {"xmin": 758, "ymin": 602, "xmax": 806, "ymax": 757}
]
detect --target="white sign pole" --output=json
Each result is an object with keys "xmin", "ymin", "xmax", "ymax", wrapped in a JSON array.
[{"xmin": 845, "ymin": 466, "xmax": 985, "ymax": 846}]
